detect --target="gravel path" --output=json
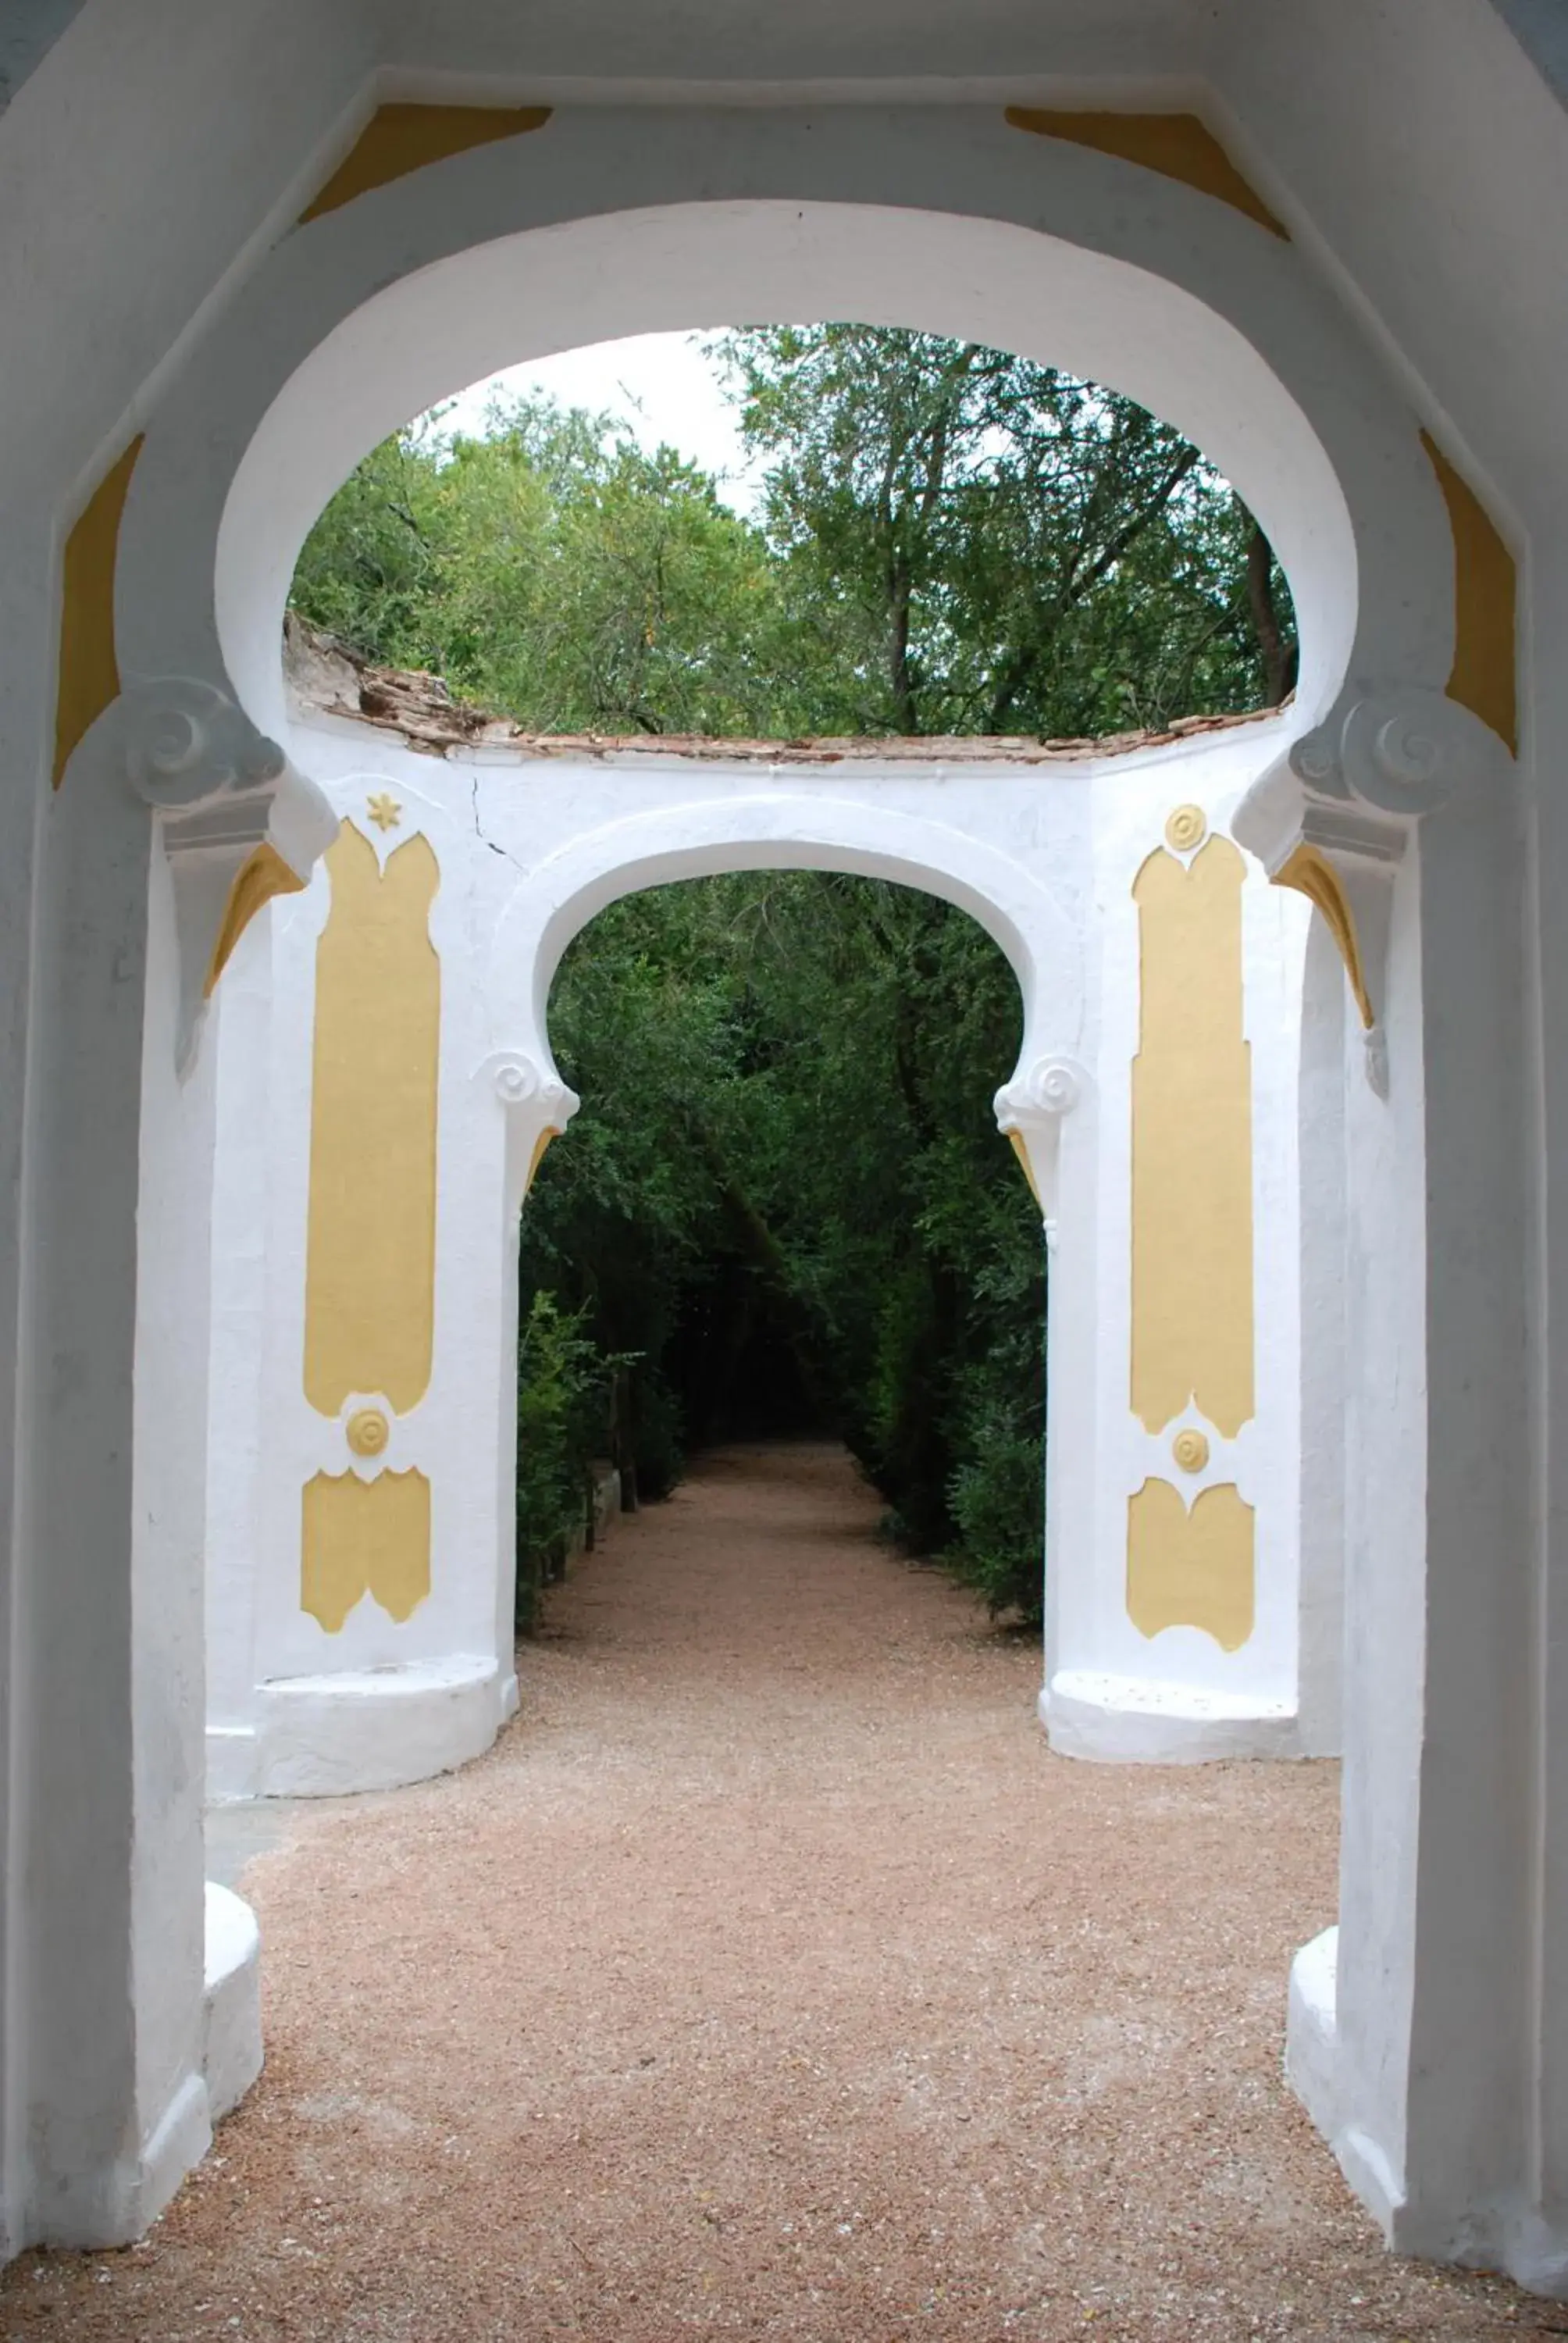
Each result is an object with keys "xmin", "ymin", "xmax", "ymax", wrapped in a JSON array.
[{"xmin": 1, "ymin": 1443, "xmax": 1538, "ymax": 2341}]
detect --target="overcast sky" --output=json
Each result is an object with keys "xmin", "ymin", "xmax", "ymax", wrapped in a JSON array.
[{"xmin": 432, "ymin": 330, "xmax": 770, "ymax": 517}]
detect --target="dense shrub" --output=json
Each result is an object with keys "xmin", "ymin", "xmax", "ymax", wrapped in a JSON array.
[{"xmin": 514, "ymin": 1293, "xmax": 614, "ymax": 1633}]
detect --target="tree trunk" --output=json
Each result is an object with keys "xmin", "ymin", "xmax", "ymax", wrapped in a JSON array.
[{"xmin": 1246, "ymin": 522, "xmax": 1297, "ymax": 705}]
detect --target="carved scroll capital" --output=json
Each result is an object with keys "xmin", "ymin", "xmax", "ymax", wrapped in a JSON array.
[
  {"xmin": 1234, "ymin": 685, "xmax": 1512, "ymax": 1094},
  {"xmin": 483, "ymin": 1050, "xmax": 580, "ymax": 1211},
  {"xmin": 995, "ymin": 1055, "xmax": 1088, "ymax": 1222},
  {"xmin": 1235, "ymin": 684, "xmax": 1512, "ymax": 875},
  {"xmin": 995, "ymin": 1054, "xmax": 1084, "ymax": 1130},
  {"xmin": 484, "ymin": 1050, "xmax": 579, "ymax": 1132},
  {"xmin": 106, "ymin": 676, "xmax": 338, "ymax": 1075}
]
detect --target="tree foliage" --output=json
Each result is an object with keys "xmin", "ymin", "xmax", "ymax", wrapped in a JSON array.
[
  {"xmin": 292, "ymin": 328, "xmax": 1295, "ymax": 740},
  {"xmin": 715, "ymin": 326, "xmax": 1293, "ymax": 736},
  {"xmin": 521, "ymin": 873, "xmax": 1046, "ymax": 1617}
]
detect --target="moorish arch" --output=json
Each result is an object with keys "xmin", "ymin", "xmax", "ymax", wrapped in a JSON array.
[{"xmin": 14, "ymin": 91, "xmax": 1536, "ymax": 2296}]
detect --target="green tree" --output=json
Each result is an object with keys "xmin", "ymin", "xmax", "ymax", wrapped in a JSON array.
[
  {"xmin": 292, "ymin": 337, "xmax": 1295, "ymax": 744},
  {"xmin": 292, "ymin": 398, "xmax": 801, "ymax": 735},
  {"xmin": 522, "ymin": 872, "xmax": 1047, "ymax": 1619},
  {"xmin": 714, "ymin": 324, "xmax": 1295, "ymax": 736}
]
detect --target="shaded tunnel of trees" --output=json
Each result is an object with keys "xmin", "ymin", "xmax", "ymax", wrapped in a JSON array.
[
  {"xmin": 516, "ymin": 871, "xmax": 1046, "ymax": 1624},
  {"xmin": 289, "ymin": 321, "xmax": 1297, "ymax": 1630}
]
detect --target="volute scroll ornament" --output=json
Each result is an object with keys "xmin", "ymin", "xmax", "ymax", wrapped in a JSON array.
[
  {"xmin": 995, "ymin": 1054, "xmax": 1085, "ymax": 1127},
  {"xmin": 1235, "ymin": 682, "xmax": 1513, "ymax": 1097},
  {"xmin": 994, "ymin": 1054, "xmax": 1089, "ymax": 1224},
  {"xmin": 1288, "ymin": 683, "xmax": 1510, "ymax": 822},
  {"xmin": 483, "ymin": 1050, "xmax": 581, "ymax": 1207},
  {"xmin": 484, "ymin": 1049, "xmax": 579, "ymax": 1134}
]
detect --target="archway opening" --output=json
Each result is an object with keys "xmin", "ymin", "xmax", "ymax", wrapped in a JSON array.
[
  {"xmin": 518, "ymin": 864, "xmax": 1043, "ymax": 1631},
  {"xmin": 286, "ymin": 321, "xmax": 1298, "ymax": 753}
]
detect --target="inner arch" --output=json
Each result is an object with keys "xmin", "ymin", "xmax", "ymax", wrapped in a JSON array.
[
  {"xmin": 483, "ymin": 793, "xmax": 1083, "ymax": 1085},
  {"xmin": 216, "ymin": 198, "xmax": 1357, "ymax": 747}
]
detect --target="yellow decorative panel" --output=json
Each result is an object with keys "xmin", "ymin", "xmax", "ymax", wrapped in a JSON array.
[
  {"xmin": 1420, "ymin": 430, "xmax": 1517, "ymax": 754},
  {"xmin": 1127, "ymin": 1478, "xmax": 1255, "ymax": 1651},
  {"xmin": 299, "ymin": 103, "xmax": 551, "ymax": 223},
  {"xmin": 304, "ymin": 822, "xmax": 440, "ymax": 1417},
  {"xmin": 53, "ymin": 435, "xmax": 143, "ymax": 787},
  {"xmin": 1005, "ymin": 109, "xmax": 1288, "ymax": 239},
  {"xmin": 1131, "ymin": 833, "xmax": 1254, "ymax": 1438},
  {"xmin": 301, "ymin": 1467, "xmax": 431, "ymax": 1633}
]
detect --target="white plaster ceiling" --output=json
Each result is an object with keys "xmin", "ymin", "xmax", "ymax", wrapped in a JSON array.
[{"xmin": 2, "ymin": 0, "xmax": 1567, "ymax": 619}]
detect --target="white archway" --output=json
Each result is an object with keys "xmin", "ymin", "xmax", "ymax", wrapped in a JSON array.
[
  {"xmin": 17, "ymin": 95, "xmax": 1534, "ymax": 2291},
  {"xmin": 486, "ymin": 791, "xmax": 1085, "ymax": 1072},
  {"xmin": 197, "ymin": 197, "xmax": 1367, "ymax": 745}
]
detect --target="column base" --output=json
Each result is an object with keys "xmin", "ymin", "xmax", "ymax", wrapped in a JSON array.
[
  {"xmin": 252, "ymin": 1653, "xmax": 509, "ymax": 1796},
  {"xmin": 1286, "ymin": 1924, "xmax": 1406, "ymax": 2239},
  {"xmin": 203, "ymin": 1884, "xmax": 262, "ymax": 2121},
  {"xmin": 27, "ymin": 2072, "xmax": 212, "ymax": 2249},
  {"xmin": 1041, "ymin": 1669, "xmax": 1299, "ymax": 1762},
  {"xmin": 1288, "ymin": 1925, "xmax": 1568, "ymax": 2298}
]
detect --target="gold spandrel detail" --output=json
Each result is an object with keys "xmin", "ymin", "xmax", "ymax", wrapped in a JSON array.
[
  {"xmin": 205, "ymin": 840, "xmax": 308, "ymax": 997},
  {"xmin": 1271, "ymin": 843, "xmax": 1375, "ymax": 1031},
  {"xmin": 53, "ymin": 435, "xmax": 144, "ymax": 787},
  {"xmin": 298, "ymin": 104, "xmax": 552, "ymax": 225},
  {"xmin": 1005, "ymin": 110, "xmax": 1288, "ymax": 240}
]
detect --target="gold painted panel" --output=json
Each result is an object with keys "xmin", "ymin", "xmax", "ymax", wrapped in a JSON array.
[
  {"xmin": 1420, "ymin": 431, "xmax": 1517, "ymax": 754},
  {"xmin": 1131, "ymin": 833, "xmax": 1254, "ymax": 1438},
  {"xmin": 304, "ymin": 822, "xmax": 440, "ymax": 1417},
  {"xmin": 53, "ymin": 435, "xmax": 143, "ymax": 787},
  {"xmin": 301, "ymin": 1467, "xmax": 432, "ymax": 1633},
  {"xmin": 1127, "ymin": 1478, "xmax": 1255, "ymax": 1651},
  {"xmin": 1005, "ymin": 109, "xmax": 1288, "ymax": 238},
  {"xmin": 299, "ymin": 103, "xmax": 551, "ymax": 223}
]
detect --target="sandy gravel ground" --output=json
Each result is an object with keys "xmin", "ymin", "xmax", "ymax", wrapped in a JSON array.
[{"xmin": 2, "ymin": 1443, "xmax": 1545, "ymax": 2341}]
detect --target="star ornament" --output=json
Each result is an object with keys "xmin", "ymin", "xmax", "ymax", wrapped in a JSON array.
[{"xmin": 367, "ymin": 791, "xmax": 403, "ymax": 833}]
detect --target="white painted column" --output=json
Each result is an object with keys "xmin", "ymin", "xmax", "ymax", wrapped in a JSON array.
[
  {"xmin": 11, "ymin": 674, "xmax": 328, "ymax": 2243},
  {"xmin": 1256, "ymin": 694, "xmax": 1547, "ymax": 2284},
  {"xmin": 1295, "ymin": 917, "xmax": 1348, "ymax": 1755},
  {"xmin": 216, "ymin": 776, "xmax": 532, "ymax": 1797},
  {"xmin": 1039, "ymin": 779, "xmax": 1314, "ymax": 1762},
  {"xmin": 204, "ymin": 919, "xmax": 273, "ymax": 1801}
]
